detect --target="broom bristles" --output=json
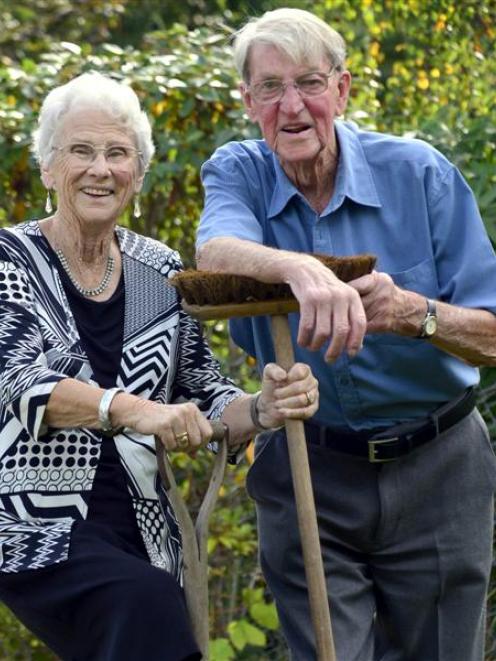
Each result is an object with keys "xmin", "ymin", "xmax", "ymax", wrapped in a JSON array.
[{"xmin": 170, "ymin": 253, "xmax": 376, "ymax": 306}]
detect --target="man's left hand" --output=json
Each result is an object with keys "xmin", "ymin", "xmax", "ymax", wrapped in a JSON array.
[{"xmin": 350, "ymin": 271, "xmax": 423, "ymax": 336}]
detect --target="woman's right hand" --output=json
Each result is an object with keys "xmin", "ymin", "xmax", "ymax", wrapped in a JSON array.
[{"xmin": 111, "ymin": 395, "xmax": 213, "ymax": 453}]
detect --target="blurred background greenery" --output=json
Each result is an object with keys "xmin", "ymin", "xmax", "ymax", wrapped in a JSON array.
[{"xmin": 0, "ymin": 0, "xmax": 495, "ymax": 659}]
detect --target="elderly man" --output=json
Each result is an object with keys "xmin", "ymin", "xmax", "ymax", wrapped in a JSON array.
[{"xmin": 196, "ymin": 7, "xmax": 496, "ymax": 661}]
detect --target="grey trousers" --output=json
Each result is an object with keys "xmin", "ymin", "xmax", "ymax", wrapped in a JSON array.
[{"xmin": 246, "ymin": 410, "xmax": 496, "ymax": 661}]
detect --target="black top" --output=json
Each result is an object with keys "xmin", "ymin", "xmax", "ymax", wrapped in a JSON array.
[
  {"xmin": 63, "ymin": 270, "xmax": 125, "ymax": 389},
  {"xmin": 53, "ymin": 249, "xmax": 147, "ymax": 555}
]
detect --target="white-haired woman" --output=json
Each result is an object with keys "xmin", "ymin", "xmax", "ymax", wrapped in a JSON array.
[{"xmin": 0, "ymin": 72, "xmax": 319, "ymax": 661}]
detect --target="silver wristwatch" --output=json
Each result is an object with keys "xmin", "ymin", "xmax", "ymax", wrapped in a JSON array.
[{"xmin": 419, "ymin": 299, "xmax": 437, "ymax": 338}]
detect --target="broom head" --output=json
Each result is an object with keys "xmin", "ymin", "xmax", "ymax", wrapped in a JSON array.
[{"xmin": 170, "ymin": 253, "xmax": 376, "ymax": 307}]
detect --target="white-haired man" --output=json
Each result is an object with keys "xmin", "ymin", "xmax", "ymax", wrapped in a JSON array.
[{"xmin": 197, "ymin": 8, "xmax": 496, "ymax": 661}]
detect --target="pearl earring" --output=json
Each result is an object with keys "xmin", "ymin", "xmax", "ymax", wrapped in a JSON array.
[
  {"xmin": 133, "ymin": 195, "xmax": 141, "ymax": 219},
  {"xmin": 45, "ymin": 190, "xmax": 53, "ymax": 214}
]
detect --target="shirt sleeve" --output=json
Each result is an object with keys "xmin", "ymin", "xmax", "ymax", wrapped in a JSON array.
[
  {"xmin": 197, "ymin": 148, "xmax": 265, "ymax": 249},
  {"xmin": 427, "ymin": 163, "xmax": 496, "ymax": 313},
  {"xmin": 0, "ymin": 254, "xmax": 67, "ymax": 440}
]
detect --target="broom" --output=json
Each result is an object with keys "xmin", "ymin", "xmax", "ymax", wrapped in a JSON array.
[{"xmin": 170, "ymin": 252, "xmax": 376, "ymax": 661}]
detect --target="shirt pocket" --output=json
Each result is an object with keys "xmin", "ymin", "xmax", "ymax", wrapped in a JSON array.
[{"xmin": 388, "ymin": 257, "xmax": 438, "ymax": 295}]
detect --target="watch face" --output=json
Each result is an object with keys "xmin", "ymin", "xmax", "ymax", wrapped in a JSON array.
[{"xmin": 424, "ymin": 316, "xmax": 437, "ymax": 336}]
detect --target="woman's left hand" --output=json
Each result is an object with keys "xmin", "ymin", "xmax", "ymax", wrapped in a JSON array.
[{"xmin": 257, "ymin": 362, "xmax": 319, "ymax": 429}]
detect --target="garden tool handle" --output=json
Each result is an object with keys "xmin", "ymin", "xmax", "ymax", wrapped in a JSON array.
[
  {"xmin": 155, "ymin": 420, "xmax": 229, "ymax": 660},
  {"xmin": 210, "ymin": 419, "xmax": 227, "ymax": 442},
  {"xmin": 271, "ymin": 314, "xmax": 336, "ymax": 661}
]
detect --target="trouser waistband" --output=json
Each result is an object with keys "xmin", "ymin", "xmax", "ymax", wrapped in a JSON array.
[{"xmin": 304, "ymin": 388, "xmax": 476, "ymax": 463}]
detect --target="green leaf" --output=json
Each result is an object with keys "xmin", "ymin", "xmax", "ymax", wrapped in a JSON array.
[
  {"xmin": 241, "ymin": 586, "xmax": 264, "ymax": 608},
  {"xmin": 228, "ymin": 619, "xmax": 266, "ymax": 650},
  {"xmin": 250, "ymin": 602, "xmax": 280, "ymax": 630},
  {"xmin": 209, "ymin": 637, "xmax": 235, "ymax": 661},
  {"xmin": 227, "ymin": 620, "xmax": 248, "ymax": 651},
  {"xmin": 244, "ymin": 621, "xmax": 266, "ymax": 647}
]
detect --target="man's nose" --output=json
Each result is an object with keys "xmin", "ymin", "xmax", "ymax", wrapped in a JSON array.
[{"xmin": 279, "ymin": 83, "xmax": 305, "ymax": 113}]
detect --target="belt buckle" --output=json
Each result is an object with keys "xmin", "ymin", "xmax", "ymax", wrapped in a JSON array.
[{"xmin": 368, "ymin": 436, "xmax": 400, "ymax": 463}]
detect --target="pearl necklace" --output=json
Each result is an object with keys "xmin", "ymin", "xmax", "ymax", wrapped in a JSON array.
[{"xmin": 56, "ymin": 249, "xmax": 115, "ymax": 297}]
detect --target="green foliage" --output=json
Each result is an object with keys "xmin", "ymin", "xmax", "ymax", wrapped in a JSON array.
[
  {"xmin": 246, "ymin": 592, "xmax": 279, "ymax": 631},
  {"xmin": 1, "ymin": 1, "xmax": 496, "ymax": 659},
  {"xmin": 209, "ymin": 637, "xmax": 236, "ymax": 661},
  {"xmin": 0, "ymin": 0, "xmax": 125, "ymax": 62},
  {"xmin": 0, "ymin": 602, "xmax": 58, "ymax": 660},
  {"xmin": 228, "ymin": 619, "xmax": 266, "ymax": 651}
]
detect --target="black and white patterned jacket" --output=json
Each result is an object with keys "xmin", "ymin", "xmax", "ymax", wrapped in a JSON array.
[{"xmin": 0, "ymin": 220, "xmax": 243, "ymax": 576}]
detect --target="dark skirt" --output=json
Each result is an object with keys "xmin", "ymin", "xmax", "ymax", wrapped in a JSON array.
[
  {"xmin": 0, "ymin": 519, "xmax": 201, "ymax": 661},
  {"xmin": 0, "ymin": 439, "xmax": 200, "ymax": 660}
]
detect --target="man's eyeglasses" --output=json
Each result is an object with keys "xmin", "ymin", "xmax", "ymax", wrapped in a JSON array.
[
  {"xmin": 248, "ymin": 70, "xmax": 337, "ymax": 105},
  {"xmin": 52, "ymin": 143, "xmax": 142, "ymax": 165}
]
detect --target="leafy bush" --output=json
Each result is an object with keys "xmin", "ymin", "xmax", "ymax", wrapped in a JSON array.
[{"xmin": 0, "ymin": 1, "xmax": 495, "ymax": 659}]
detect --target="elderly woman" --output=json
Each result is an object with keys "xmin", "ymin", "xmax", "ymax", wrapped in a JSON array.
[{"xmin": 0, "ymin": 72, "xmax": 319, "ymax": 661}]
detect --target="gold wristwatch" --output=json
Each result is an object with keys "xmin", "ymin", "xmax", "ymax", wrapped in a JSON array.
[{"xmin": 419, "ymin": 298, "xmax": 437, "ymax": 338}]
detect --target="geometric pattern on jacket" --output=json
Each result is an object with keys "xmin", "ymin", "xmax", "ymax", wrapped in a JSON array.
[{"xmin": 0, "ymin": 220, "xmax": 243, "ymax": 577}]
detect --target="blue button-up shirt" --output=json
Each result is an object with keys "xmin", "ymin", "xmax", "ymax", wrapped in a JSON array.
[{"xmin": 197, "ymin": 121, "xmax": 496, "ymax": 430}]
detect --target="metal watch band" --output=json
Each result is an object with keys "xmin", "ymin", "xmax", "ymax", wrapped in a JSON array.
[{"xmin": 98, "ymin": 387, "xmax": 124, "ymax": 433}]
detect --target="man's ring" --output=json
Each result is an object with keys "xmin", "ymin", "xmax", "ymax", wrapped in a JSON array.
[
  {"xmin": 305, "ymin": 391, "xmax": 314, "ymax": 406},
  {"xmin": 175, "ymin": 431, "xmax": 189, "ymax": 448}
]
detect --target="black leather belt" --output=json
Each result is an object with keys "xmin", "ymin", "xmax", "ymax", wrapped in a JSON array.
[{"xmin": 304, "ymin": 388, "xmax": 476, "ymax": 463}]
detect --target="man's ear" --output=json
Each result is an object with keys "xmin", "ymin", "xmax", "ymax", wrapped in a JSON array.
[
  {"xmin": 335, "ymin": 71, "xmax": 352, "ymax": 116},
  {"xmin": 240, "ymin": 82, "xmax": 258, "ymax": 122}
]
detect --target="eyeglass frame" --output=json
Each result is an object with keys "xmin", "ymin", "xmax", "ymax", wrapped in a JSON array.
[
  {"xmin": 247, "ymin": 68, "xmax": 339, "ymax": 105},
  {"xmin": 51, "ymin": 142, "xmax": 143, "ymax": 165}
]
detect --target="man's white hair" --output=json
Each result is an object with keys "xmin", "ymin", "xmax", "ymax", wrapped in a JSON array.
[
  {"xmin": 233, "ymin": 8, "xmax": 346, "ymax": 82},
  {"xmin": 32, "ymin": 72, "xmax": 155, "ymax": 171}
]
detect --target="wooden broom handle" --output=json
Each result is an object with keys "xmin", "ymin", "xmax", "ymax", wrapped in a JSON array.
[{"xmin": 271, "ymin": 315, "xmax": 336, "ymax": 661}]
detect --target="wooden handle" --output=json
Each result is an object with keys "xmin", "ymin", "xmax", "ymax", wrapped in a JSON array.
[
  {"xmin": 155, "ymin": 420, "xmax": 229, "ymax": 660},
  {"xmin": 210, "ymin": 419, "xmax": 227, "ymax": 442},
  {"xmin": 271, "ymin": 315, "xmax": 336, "ymax": 661},
  {"xmin": 182, "ymin": 298, "xmax": 299, "ymax": 321}
]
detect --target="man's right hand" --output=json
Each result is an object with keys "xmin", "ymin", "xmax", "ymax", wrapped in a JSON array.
[
  {"xmin": 198, "ymin": 238, "xmax": 367, "ymax": 362},
  {"xmin": 283, "ymin": 254, "xmax": 367, "ymax": 362}
]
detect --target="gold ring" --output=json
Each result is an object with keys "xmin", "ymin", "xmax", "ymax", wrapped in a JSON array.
[
  {"xmin": 175, "ymin": 431, "xmax": 189, "ymax": 448},
  {"xmin": 305, "ymin": 391, "xmax": 314, "ymax": 406}
]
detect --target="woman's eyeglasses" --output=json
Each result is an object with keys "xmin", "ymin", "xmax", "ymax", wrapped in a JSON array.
[{"xmin": 52, "ymin": 143, "xmax": 142, "ymax": 165}]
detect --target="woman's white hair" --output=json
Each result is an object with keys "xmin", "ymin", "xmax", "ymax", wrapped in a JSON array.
[
  {"xmin": 233, "ymin": 8, "xmax": 346, "ymax": 82},
  {"xmin": 32, "ymin": 72, "xmax": 155, "ymax": 171}
]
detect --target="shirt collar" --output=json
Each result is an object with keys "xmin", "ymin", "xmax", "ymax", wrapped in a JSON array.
[
  {"xmin": 268, "ymin": 154, "xmax": 300, "ymax": 218},
  {"xmin": 268, "ymin": 120, "xmax": 382, "ymax": 219}
]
